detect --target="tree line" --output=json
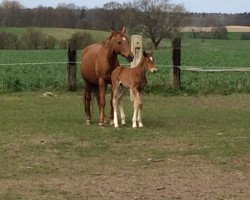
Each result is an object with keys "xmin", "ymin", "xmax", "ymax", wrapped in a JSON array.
[
  {"xmin": 1, "ymin": 0, "xmax": 249, "ymax": 29},
  {"xmin": 0, "ymin": 0, "xmax": 249, "ymax": 49}
]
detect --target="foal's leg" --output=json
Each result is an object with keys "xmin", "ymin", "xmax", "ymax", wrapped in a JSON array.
[
  {"xmin": 137, "ymin": 92, "xmax": 143, "ymax": 128},
  {"xmin": 84, "ymin": 80, "xmax": 92, "ymax": 125},
  {"xmin": 118, "ymin": 92, "xmax": 126, "ymax": 125},
  {"xmin": 132, "ymin": 88, "xmax": 139, "ymax": 128},
  {"xmin": 98, "ymin": 78, "xmax": 106, "ymax": 126},
  {"xmin": 112, "ymin": 85, "xmax": 121, "ymax": 128},
  {"xmin": 113, "ymin": 94, "xmax": 119, "ymax": 128}
]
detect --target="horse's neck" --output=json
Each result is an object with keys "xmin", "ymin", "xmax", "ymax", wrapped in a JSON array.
[
  {"xmin": 106, "ymin": 45, "xmax": 118, "ymax": 66},
  {"xmin": 134, "ymin": 60, "xmax": 146, "ymax": 75}
]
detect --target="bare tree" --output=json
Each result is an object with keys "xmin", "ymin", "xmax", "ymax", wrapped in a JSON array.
[
  {"xmin": 0, "ymin": 0, "xmax": 24, "ymax": 26},
  {"xmin": 135, "ymin": 0, "xmax": 185, "ymax": 49},
  {"xmin": 100, "ymin": 2, "xmax": 123, "ymax": 30}
]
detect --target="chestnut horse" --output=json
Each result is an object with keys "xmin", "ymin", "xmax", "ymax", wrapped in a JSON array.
[
  {"xmin": 111, "ymin": 51, "xmax": 157, "ymax": 128},
  {"xmin": 81, "ymin": 27, "xmax": 134, "ymax": 126}
]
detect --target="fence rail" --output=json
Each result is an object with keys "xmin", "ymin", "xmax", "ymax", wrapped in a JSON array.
[
  {"xmin": 181, "ymin": 67, "xmax": 250, "ymax": 72},
  {"xmin": 1, "ymin": 61, "xmax": 249, "ymax": 72}
]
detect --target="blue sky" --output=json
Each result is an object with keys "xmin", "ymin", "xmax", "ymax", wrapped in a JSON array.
[{"xmin": 2, "ymin": 0, "xmax": 250, "ymax": 13}]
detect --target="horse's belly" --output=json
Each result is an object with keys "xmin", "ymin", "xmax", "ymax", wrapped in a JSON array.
[{"xmin": 81, "ymin": 44, "xmax": 101, "ymax": 84}]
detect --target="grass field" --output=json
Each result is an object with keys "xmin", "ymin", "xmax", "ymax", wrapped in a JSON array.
[
  {"xmin": 0, "ymin": 36, "xmax": 250, "ymax": 94},
  {"xmin": 0, "ymin": 92, "xmax": 249, "ymax": 199}
]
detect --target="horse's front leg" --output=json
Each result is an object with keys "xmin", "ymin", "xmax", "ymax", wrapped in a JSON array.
[
  {"xmin": 109, "ymin": 85, "xmax": 114, "ymax": 125},
  {"xmin": 98, "ymin": 78, "xmax": 106, "ymax": 126}
]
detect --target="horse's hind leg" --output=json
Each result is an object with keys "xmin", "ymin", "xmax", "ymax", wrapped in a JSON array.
[
  {"xmin": 84, "ymin": 80, "xmax": 92, "ymax": 125},
  {"xmin": 98, "ymin": 78, "xmax": 106, "ymax": 126}
]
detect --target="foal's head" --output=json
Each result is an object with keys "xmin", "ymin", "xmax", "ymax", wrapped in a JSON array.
[
  {"xmin": 142, "ymin": 51, "xmax": 157, "ymax": 73},
  {"xmin": 108, "ymin": 27, "xmax": 134, "ymax": 62}
]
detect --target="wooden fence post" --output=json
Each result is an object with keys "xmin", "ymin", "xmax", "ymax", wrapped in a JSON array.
[
  {"xmin": 172, "ymin": 37, "xmax": 181, "ymax": 89},
  {"xmin": 130, "ymin": 35, "xmax": 142, "ymax": 100},
  {"xmin": 67, "ymin": 39, "xmax": 77, "ymax": 91}
]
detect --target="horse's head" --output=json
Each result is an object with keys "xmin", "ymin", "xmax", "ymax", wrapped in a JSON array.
[
  {"xmin": 142, "ymin": 50, "xmax": 157, "ymax": 73},
  {"xmin": 109, "ymin": 27, "xmax": 134, "ymax": 62}
]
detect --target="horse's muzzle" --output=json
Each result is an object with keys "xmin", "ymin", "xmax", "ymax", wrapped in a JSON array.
[{"xmin": 126, "ymin": 54, "xmax": 134, "ymax": 62}]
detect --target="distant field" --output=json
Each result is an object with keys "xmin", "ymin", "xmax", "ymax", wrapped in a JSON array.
[
  {"xmin": 1, "ymin": 26, "xmax": 250, "ymax": 42},
  {"xmin": 0, "ymin": 27, "xmax": 109, "ymax": 42},
  {"xmin": 182, "ymin": 26, "xmax": 250, "ymax": 32}
]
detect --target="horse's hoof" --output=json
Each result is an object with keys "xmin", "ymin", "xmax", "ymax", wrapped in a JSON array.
[
  {"xmin": 86, "ymin": 120, "xmax": 91, "ymax": 125},
  {"xmin": 110, "ymin": 120, "xmax": 114, "ymax": 126}
]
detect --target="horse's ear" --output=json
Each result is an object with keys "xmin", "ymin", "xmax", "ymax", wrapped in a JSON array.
[
  {"xmin": 121, "ymin": 26, "xmax": 126, "ymax": 34},
  {"xmin": 110, "ymin": 28, "xmax": 115, "ymax": 34},
  {"xmin": 143, "ymin": 50, "xmax": 147, "ymax": 57},
  {"xmin": 149, "ymin": 49, "xmax": 153, "ymax": 56}
]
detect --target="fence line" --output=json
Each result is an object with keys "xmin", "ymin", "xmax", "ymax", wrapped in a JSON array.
[
  {"xmin": 181, "ymin": 66, "xmax": 250, "ymax": 72},
  {"xmin": 0, "ymin": 61, "xmax": 167, "ymax": 67},
  {"xmin": 0, "ymin": 61, "xmax": 250, "ymax": 72}
]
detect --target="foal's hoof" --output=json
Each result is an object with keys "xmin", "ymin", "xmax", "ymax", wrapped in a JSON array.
[
  {"xmin": 110, "ymin": 120, "xmax": 114, "ymax": 126},
  {"xmin": 139, "ymin": 123, "xmax": 144, "ymax": 128},
  {"xmin": 98, "ymin": 122, "xmax": 104, "ymax": 126},
  {"xmin": 86, "ymin": 120, "xmax": 91, "ymax": 125}
]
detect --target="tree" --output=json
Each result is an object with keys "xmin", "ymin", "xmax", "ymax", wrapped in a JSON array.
[
  {"xmin": 70, "ymin": 31, "xmax": 96, "ymax": 50},
  {"xmin": 0, "ymin": 0, "xmax": 24, "ymax": 26},
  {"xmin": 135, "ymin": 0, "xmax": 185, "ymax": 49},
  {"xmin": 100, "ymin": 2, "xmax": 123, "ymax": 30}
]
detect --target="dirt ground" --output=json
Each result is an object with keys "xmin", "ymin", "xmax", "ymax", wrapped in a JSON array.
[{"xmin": 0, "ymin": 153, "xmax": 249, "ymax": 200}]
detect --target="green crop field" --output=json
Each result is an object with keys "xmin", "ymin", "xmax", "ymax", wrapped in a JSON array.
[{"xmin": 0, "ymin": 36, "xmax": 250, "ymax": 94}]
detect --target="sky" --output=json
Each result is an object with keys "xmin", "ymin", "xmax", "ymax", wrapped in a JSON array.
[{"xmin": 2, "ymin": 0, "xmax": 250, "ymax": 13}]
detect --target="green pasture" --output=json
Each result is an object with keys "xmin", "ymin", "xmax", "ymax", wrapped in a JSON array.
[
  {"xmin": 0, "ymin": 92, "xmax": 249, "ymax": 199},
  {"xmin": 0, "ymin": 36, "xmax": 250, "ymax": 94}
]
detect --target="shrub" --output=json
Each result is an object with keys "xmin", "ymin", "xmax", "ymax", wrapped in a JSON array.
[
  {"xmin": 211, "ymin": 26, "xmax": 228, "ymax": 39},
  {"xmin": 0, "ymin": 32, "xmax": 19, "ymax": 49},
  {"xmin": 70, "ymin": 31, "xmax": 96, "ymax": 50},
  {"xmin": 188, "ymin": 26, "xmax": 228, "ymax": 40},
  {"xmin": 43, "ymin": 35, "xmax": 57, "ymax": 49},
  {"xmin": 58, "ymin": 39, "xmax": 68, "ymax": 49},
  {"xmin": 241, "ymin": 32, "xmax": 250, "ymax": 40},
  {"xmin": 18, "ymin": 28, "xmax": 56, "ymax": 50}
]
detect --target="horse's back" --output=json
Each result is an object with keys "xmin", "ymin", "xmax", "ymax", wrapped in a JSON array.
[
  {"xmin": 111, "ymin": 66, "xmax": 130, "ymax": 86},
  {"xmin": 81, "ymin": 43, "xmax": 102, "ymax": 84}
]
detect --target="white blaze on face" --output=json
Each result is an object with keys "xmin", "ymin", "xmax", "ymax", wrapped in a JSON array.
[
  {"xmin": 150, "ymin": 57, "xmax": 153, "ymax": 62},
  {"xmin": 122, "ymin": 37, "xmax": 126, "ymax": 42}
]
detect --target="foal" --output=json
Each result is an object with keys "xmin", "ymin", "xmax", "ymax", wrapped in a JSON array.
[{"xmin": 111, "ymin": 51, "xmax": 157, "ymax": 128}]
